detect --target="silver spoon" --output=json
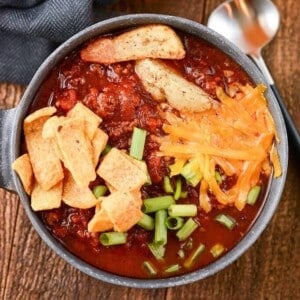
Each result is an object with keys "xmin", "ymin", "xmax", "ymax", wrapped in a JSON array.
[{"xmin": 208, "ymin": 0, "xmax": 300, "ymax": 152}]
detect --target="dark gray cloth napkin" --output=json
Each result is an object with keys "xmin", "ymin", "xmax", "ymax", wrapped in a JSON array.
[{"xmin": 0, "ymin": 0, "xmax": 118, "ymax": 84}]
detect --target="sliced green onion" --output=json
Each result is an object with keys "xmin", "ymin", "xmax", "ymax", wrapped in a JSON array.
[
  {"xmin": 180, "ymin": 191, "xmax": 188, "ymax": 198},
  {"xmin": 99, "ymin": 232, "xmax": 127, "ymax": 246},
  {"xmin": 137, "ymin": 213, "xmax": 154, "ymax": 230},
  {"xmin": 163, "ymin": 176, "xmax": 174, "ymax": 193},
  {"xmin": 143, "ymin": 195, "xmax": 174, "ymax": 213},
  {"xmin": 92, "ymin": 185, "xmax": 108, "ymax": 198},
  {"xmin": 210, "ymin": 243, "xmax": 225, "ymax": 258},
  {"xmin": 180, "ymin": 158, "xmax": 203, "ymax": 187},
  {"xmin": 215, "ymin": 171, "xmax": 222, "ymax": 185},
  {"xmin": 154, "ymin": 210, "xmax": 168, "ymax": 245},
  {"xmin": 164, "ymin": 264, "xmax": 181, "ymax": 273},
  {"xmin": 184, "ymin": 243, "xmax": 205, "ymax": 268},
  {"xmin": 130, "ymin": 127, "xmax": 147, "ymax": 160},
  {"xmin": 174, "ymin": 177, "xmax": 182, "ymax": 200},
  {"xmin": 168, "ymin": 204, "xmax": 197, "ymax": 217},
  {"xmin": 246, "ymin": 185, "xmax": 261, "ymax": 205},
  {"xmin": 143, "ymin": 261, "xmax": 157, "ymax": 276},
  {"xmin": 148, "ymin": 242, "xmax": 166, "ymax": 260},
  {"xmin": 102, "ymin": 144, "xmax": 112, "ymax": 155},
  {"xmin": 177, "ymin": 249, "xmax": 185, "ymax": 259},
  {"xmin": 166, "ymin": 216, "xmax": 184, "ymax": 230},
  {"xmin": 215, "ymin": 214, "xmax": 236, "ymax": 230},
  {"xmin": 176, "ymin": 218, "xmax": 199, "ymax": 241}
]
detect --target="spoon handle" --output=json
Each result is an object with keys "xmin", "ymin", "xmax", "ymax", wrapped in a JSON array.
[
  {"xmin": 251, "ymin": 54, "xmax": 300, "ymax": 153},
  {"xmin": 270, "ymin": 84, "xmax": 300, "ymax": 153}
]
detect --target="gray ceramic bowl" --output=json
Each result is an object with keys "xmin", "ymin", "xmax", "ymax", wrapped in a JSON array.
[{"xmin": 0, "ymin": 14, "xmax": 288, "ymax": 288}]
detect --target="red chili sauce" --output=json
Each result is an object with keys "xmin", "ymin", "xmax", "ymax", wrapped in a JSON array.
[{"xmin": 30, "ymin": 31, "xmax": 268, "ymax": 278}]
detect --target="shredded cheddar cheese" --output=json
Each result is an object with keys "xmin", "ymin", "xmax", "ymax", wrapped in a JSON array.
[{"xmin": 158, "ymin": 84, "xmax": 282, "ymax": 211}]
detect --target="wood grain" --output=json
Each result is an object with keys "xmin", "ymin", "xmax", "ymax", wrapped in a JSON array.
[{"xmin": 1, "ymin": 0, "xmax": 299, "ymax": 299}]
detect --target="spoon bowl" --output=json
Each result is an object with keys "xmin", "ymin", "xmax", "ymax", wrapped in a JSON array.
[
  {"xmin": 207, "ymin": 0, "xmax": 280, "ymax": 57},
  {"xmin": 208, "ymin": 0, "xmax": 300, "ymax": 152}
]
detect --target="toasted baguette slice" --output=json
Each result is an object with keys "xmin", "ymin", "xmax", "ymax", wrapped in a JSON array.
[
  {"xmin": 81, "ymin": 24, "xmax": 185, "ymax": 64},
  {"xmin": 135, "ymin": 59, "xmax": 212, "ymax": 112}
]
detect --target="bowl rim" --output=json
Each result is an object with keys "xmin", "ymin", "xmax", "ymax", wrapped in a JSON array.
[{"xmin": 11, "ymin": 13, "xmax": 288, "ymax": 288}]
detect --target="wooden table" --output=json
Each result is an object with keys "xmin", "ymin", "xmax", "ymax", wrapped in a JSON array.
[{"xmin": 1, "ymin": 0, "xmax": 299, "ymax": 299}]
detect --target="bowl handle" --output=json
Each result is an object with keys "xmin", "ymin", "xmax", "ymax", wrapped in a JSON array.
[{"xmin": 0, "ymin": 108, "xmax": 18, "ymax": 193}]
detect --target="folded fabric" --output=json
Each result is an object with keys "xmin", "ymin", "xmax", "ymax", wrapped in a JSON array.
[{"xmin": 0, "ymin": 0, "xmax": 118, "ymax": 84}]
